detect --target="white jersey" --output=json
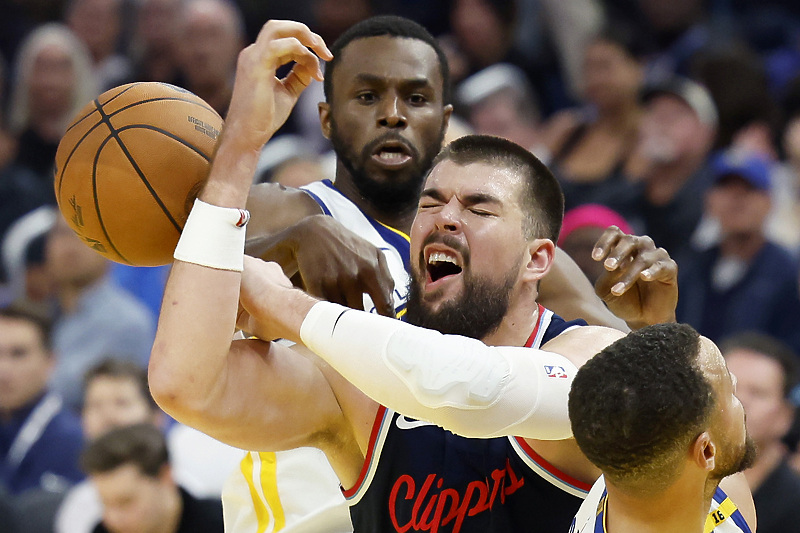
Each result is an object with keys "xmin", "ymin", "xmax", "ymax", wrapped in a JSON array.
[
  {"xmin": 569, "ymin": 476, "xmax": 753, "ymax": 533},
  {"xmin": 222, "ymin": 180, "xmax": 410, "ymax": 533}
]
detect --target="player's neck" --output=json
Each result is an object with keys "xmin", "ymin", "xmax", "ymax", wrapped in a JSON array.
[
  {"xmin": 605, "ymin": 478, "xmax": 710, "ymax": 533},
  {"xmin": 481, "ymin": 296, "xmax": 541, "ymax": 348},
  {"xmin": 333, "ymin": 170, "xmax": 418, "ymax": 234}
]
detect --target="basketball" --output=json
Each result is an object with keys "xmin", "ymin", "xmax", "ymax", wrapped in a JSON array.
[{"xmin": 54, "ymin": 82, "xmax": 223, "ymax": 266}]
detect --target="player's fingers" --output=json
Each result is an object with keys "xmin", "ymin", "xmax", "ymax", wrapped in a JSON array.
[
  {"xmin": 265, "ymin": 37, "xmax": 323, "ymax": 79},
  {"xmin": 601, "ymin": 235, "xmax": 639, "ymax": 272},
  {"xmin": 606, "ymin": 255, "xmax": 651, "ymax": 295},
  {"xmin": 281, "ymin": 64, "xmax": 317, "ymax": 98},
  {"xmin": 341, "ymin": 284, "xmax": 368, "ymax": 313},
  {"xmin": 359, "ymin": 254, "xmax": 396, "ymax": 317},
  {"xmin": 255, "ymin": 20, "xmax": 332, "ymax": 61},
  {"xmin": 591, "ymin": 226, "xmax": 623, "ymax": 263},
  {"xmin": 638, "ymin": 250, "xmax": 677, "ymax": 283}
]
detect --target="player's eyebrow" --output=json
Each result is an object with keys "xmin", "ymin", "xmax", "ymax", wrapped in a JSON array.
[{"xmin": 353, "ymin": 73, "xmax": 432, "ymax": 90}]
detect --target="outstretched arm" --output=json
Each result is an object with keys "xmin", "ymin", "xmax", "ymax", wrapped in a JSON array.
[
  {"xmin": 238, "ymin": 256, "xmax": 623, "ymax": 441},
  {"xmin": 148, "ymin": 21, "xmax": 349, "ymax": 453}
]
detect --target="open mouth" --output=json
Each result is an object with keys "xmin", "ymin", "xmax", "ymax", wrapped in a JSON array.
[
  {"xmin": 372, "ymin": 140, "xmax": 412, "ymax": 166},
  {"xmin": 427, "ymin": 250, "xmax": 463, "ymax": 283}
]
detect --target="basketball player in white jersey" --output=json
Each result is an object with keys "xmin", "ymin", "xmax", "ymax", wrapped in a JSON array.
[
  {"xmin": 220, "ymin": 16, "xmax": 674, "ymax": 533},
  {"xmin": 568, "ymin": 323, "xmax": 756, "ymax": 533}
]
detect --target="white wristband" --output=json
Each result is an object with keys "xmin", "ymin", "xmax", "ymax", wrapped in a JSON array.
[{"xmin": 173, "ymin": 198, "xmax": 250, "ymax": 271}]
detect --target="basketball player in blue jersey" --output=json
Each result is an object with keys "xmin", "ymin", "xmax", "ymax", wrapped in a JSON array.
[
  {"xmin": 219, "ymin": 16, "xmax": 674, "ymax": 533},
  {"xmin": 147, "ymin": 20, "xmax": 680, "ymax": 530},
  {"xmin": 568, "ymin": 323, "xmax": 757, "ymax": 533}
]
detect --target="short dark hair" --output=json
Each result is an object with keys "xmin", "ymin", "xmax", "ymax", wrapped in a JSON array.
[
  {"xmin": 569, "ymin": 323, "xmax": 713, "ymax": 491},
  {"xmin": 81, "ymin": 423, "xmax": 168, "ymax": 478},
  {"xmin": 0, "ymin": 300, "xmax": 53, "ymax": 351},
  {"xmin": 721, "ymin": 331, "xmax": 798, "ymax": 399},
  {"xmin": 431, "ymin": 135, "xmax": 563, "ymax": 241},
  {"xmin": 323, "ymin": 15, "xmax": 451, "ymax": 105},
  {"xmin": 83, "ymin": 357, "xmax": 158, "ymax": 411}
]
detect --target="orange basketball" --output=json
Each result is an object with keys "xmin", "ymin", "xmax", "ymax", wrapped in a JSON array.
[{"xmin": 54, "ymin": 82, "xmax": 223, "ymax": 266}]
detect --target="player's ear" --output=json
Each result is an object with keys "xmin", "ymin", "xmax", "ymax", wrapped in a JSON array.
[
  {"xmin": 691, "ymin": 431, "xmax": 716, "ymax": 472},
  {"xmin": 443, "ymin": 104, "xmax": 453, "ymax": 131},
  {"xmin": 523, "ymin": 238, "xmax": 555, "ymax": 283},
  {"xmin": 319, "ymin": 102, "xmax": 332, "ymax": 140}
]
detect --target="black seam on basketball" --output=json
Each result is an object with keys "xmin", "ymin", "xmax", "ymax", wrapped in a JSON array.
[
  {"xmin": 92, "ymin": 134, "xmax": 131, "ymax": 264},
  {"xmin": 98, "ymin": 82, "xmax": 142, "ymax": 109},
  {"xmin": 115, "ymin": 124, "xmax": 212, "ymax": 162},
  {"xmin": 64, "ymin": 84, "xmax": 142, "ymax": 134},
  {"xmin": 92, "ymin": 100, "xmax": 184, "ymax": 234},
  {"xmin": 109, "ymin": 97, "xmax": 218, "ymax": 120},
  {"xmin": 57, "ymin": 99, "xmax": 110, "ymax": 198}
]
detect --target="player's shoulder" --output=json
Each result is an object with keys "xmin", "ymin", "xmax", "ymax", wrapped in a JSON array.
[
  {"xmin": 542, "ymin": 325, "xmax": 625, "ymax": 369},
  {"xmin": 717, "ymin": 473, "xmax": 755, "ymax": 532}
]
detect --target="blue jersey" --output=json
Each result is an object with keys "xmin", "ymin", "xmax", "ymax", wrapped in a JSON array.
[{"xmin": 346, "ymin": 306, "xmax": 588, "ymax": 533}]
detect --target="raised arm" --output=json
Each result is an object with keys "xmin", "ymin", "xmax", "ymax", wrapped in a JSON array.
[{"xmin": 148, "ymin": 21, "xmax": 350, "ymax": 453}]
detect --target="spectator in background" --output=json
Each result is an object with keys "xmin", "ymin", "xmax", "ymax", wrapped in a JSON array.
[
  {"xmin": 0, "ymin": 55, "xmax": 53, "ymax": 279},
  {"xmin": 677, "ymin": 150, "xmax": 800, "ymax": 354},
  {"xmin": 65, "ymin": 0, "xmax": 132, "ymax": 91},
  {"xmin": 624, "ymin": 76, "xmax": 718, "ymax": 258},
  {"xmin": 44, "ymin": 217, "xmax": 155, "ymax": 411},
  {"xmin": 7, "ymin": 23, "xmax": 96, "ymax": 183},
  {"xmin": 768, "ymin": 77, "xmax": 800, "ymax": 251},
  {"xmin": 175, "ymin": 0, "xmax": 244, "ymax": 117},
  {"xmin": 128, "ymin": 0, "xmax": 182, "ymax": 84},
  {"xmin": 557, "ymin": 204, "xmax": 634, "ymax": 286},
  {"xmin": 542, "ymin": 23, "xmax": 646, "ymax": 214},
  {"xmin": 692, "ymin": 42, "xmax": 779, "ymax": 155},
  {"xmin": 81, "ymin": 423, "xmax": 224, "ymax": 533},
  {"xmin": 55, "ymin": 358, "xmax": 241, "ymax": 533},
  {"xmin": 722, "ymin": 332, "xmax": 800, "ymax": 533},
  {"xmin": 1, "ymin": 206, "xmax": 57, "ymax": 306},
  {"xmin": 456, "ymin": 62, "xmax": 548, "ymax": 161},
  {"xmin": 0, "ymin": 301, "xmax": 84, "ymax": 496},
  {"xmin": 446, "ymin": 0, "xmax": 568, "ymax": 114}
]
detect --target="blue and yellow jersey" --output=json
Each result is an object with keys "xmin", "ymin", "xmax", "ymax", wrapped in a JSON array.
[{"xmin": 570, "ymin": 476, "xmax": 753, "ymax": 533}]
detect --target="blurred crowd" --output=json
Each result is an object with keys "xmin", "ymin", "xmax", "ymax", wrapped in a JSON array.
[{"xmin": 1, "ymin": 0, "xmax": 800, "ymax": 532}]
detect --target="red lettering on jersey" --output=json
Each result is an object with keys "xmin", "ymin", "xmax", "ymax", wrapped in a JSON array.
[{"xmin": 387, "ymin": 459, "xmax": 525, "ymax": 532}]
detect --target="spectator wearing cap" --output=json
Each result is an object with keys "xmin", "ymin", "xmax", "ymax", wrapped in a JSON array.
[
  {"xmin": 623, "ymin": 75, "xmax": 719, "ymax": 258},
  {"xmin": 677, "ymin": 149, "xmax": 800, "ymax": 354},
  {"xmin": 557, "ymin": 204, "xmax": 633, "ymax": 285},
  {"xmin": 721, "ymin": 332, "xmax": 800, "ymax": 533}
]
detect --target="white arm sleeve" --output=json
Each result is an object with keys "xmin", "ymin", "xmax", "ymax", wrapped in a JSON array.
[{"xmin": 299, "ymin": 301, "xmax": 576, "ymax": 440}]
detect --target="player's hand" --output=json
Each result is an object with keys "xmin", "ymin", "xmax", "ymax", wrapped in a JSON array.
[
  {"xmin": 248, "ymin": 215, "xmax": 396, "ymax": 317},
  {"xmin": 225, "ymin": 20, "xmax": 332, "ymax": 151},
  {"xmin": 237, "ymin": 256, "xmax": 295, "ymax": 339},
  {"xmin": 592, "ymin": 226, "xmax": 678, "ymax": 329}
]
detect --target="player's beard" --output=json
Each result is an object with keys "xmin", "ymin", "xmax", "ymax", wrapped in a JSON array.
[
  {"xmin": 709, "ymin": 432, "xmax": 757, "ymax": 482},
  {"xmin": 405, "ymin": 265, "xmax": 518, "ymax": 341},
  {"xmin": 328, "ymin": 118, "xmax": 444, "ymax": 213}
]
